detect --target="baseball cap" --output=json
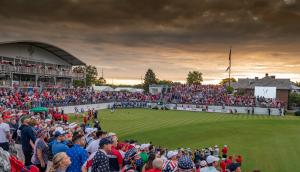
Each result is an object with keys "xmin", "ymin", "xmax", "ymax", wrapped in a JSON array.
[
  {"xmin": 85, "ymin": 128, "xmax": 97, "ymax": 136},
  {"xmin": 140, "ymin": 143, "xmax": 151, "ymax": 150},
  {"xmin": 99, "ymin": 137, "xmax": 113, "ymax": 147},
  {"xmin": 178, "ymin": 155, "xmax": 194, "ymax": 170},
  {"xmin": 206, "ymin": 155, "xmax": 220, "ymax": 164},
  {"xmin": 54, "ymin": 130, "xmax": 66, "ymax": 137},
  {"xmin": 200, "ymin": 160, "xmax": 207, "ymax": 167},
  {"xmin": 167, "ymin": 150, "xmax": 178, "ymax": 159}
]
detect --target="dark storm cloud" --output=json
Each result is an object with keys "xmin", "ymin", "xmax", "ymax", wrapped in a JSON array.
[
  {"xmin": 0, "ymin": 0, "xmax": 300, "ymax": 84},
  {"xmin": 1, "ymin": 0, "xmax": 300, "ymax": 44}
]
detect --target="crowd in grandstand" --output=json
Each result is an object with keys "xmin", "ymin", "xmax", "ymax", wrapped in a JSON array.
[
  {"xmin": 0, "ymin": 84, "xmax": 284, "ymax": 111},
  {"xmin": 0, "ymin": 109, "xmax": 250, "ymax": 172}
]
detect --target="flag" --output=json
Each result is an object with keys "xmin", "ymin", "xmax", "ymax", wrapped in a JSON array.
[{"xmin": 225, "ymin": 48, "xmax": 231, "ymax": 72}]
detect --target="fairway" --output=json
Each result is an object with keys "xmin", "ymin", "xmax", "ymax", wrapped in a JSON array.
[{"xmin": 72, "ymin": 109, "xmax": 300, "ymax": 172}]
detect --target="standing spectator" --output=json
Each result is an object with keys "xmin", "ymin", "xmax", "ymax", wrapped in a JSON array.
[
  {"xmin": 140, "ymin": 143, "xmax": 151, "ymax": 164},
  {"xmin": 86, "ymin": 130, "xmax": 108, "ymax": 154},
  {"xmin": 162, "ymin": 151, "xmax": 178, "ymax": 172},
  {"xmin": 49, "ymin": 152, "xmax": 71, "ymax": 172},
  {"xmin": 108, "ymin": 133, "xmax": 123, "ymax": 172},
  {"xmin": 222, "ymin": 145, "xmax": 228, "ymax": 158},
  {"xmin": 177, "ymin": 155, "xmax": 194, "ymax": 172},
  {"xmin": 122, "ymin": 148, "xmax": 141, "ymax": 172},
  {"xmin": 92, "ymin": 137, "xmax": 113, "ymax": 172},
  {"xmin": 8, "ymin": 117, "xmax": 18, "ymax": 141},
  {"xmin": 66, "ymin": 133, "xmax": 88, "ymax": 172},
  {"xmin": 201, "ymin": 155, "xmax": 220, "ymax": 172},
  {"xmin": 93, "ymin": 108, "xmax": 98, "ymax": 120},
  {"xmin": 0, "ymin": 114, "xmax": 11, "ymax": 151},
  {"xmin": 50, "ymin": 130, "xmax": 69, "ymax": 156},
  {"xmin": 19, "ymin": 116, "xmax": 36, "ymax": 166},
  {"xmin": 31, "ymin": 128, "xmax": 49, "ymax": 172}
]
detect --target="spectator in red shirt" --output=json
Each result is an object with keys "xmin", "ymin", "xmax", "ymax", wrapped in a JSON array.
[
  {"xmin": 108, "ymin": 133, "xmax": 123, "ymax": 171},
  {"xmin": 63, "ymin": 114, "xmax": 68, "ymax": 124},
  {"xmin": 222, "ymin": 145, "xmax": 228, "ymax": 158}
]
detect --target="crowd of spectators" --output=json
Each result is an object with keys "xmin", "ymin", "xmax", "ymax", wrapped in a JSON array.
[
  {"xmin": 0, "ymin": 84, "xmax": 284, "ymax": 112},
  {"xmin": 162, "ymin": 84, "xmax": 284, "ymax": 108},
  {"xmin": 0, "ymin": 109, "xmax": 249, "ymax": 172}
]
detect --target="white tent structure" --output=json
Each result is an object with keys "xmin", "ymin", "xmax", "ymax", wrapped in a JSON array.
[
  {"xmin": 114, "ymin": 87, "xmax": 144, "ymax": 93},
  {"xmin": 92, "ymin": 85, "xmax": 114, "ymax": 92}
]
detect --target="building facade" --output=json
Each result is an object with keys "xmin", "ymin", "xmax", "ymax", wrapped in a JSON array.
[{"xmin": 0, "ymin": 41, "xmax": 86, "ymax": 88}]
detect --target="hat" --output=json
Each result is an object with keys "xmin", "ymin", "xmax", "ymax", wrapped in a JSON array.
[
  {"xmin": 178, "ymin": 155, "xmax": 194, "ymax": 170},
  {"xmin": 140, "ymin": 143, "xmax": 150, "ymax": 150},
  {"xmin": 54, "ymin": 130, "xmax": 66, "ymax": 137},
  {"xmin": 206, "ymin": 155, "xmax": 220, "ymax": 164},
  {"xmin": 167, "ymin": 150, "xmax": 178, "ymax": 159},
  {"xmin": 85, "ymin": 128, "xmax": 97, "ymax": 136},
  {"xmin": 200, "ymin": 160, "xmax": 207, "ymax": 167},
  {"xmin": 99, "ymin": 137, "xmax": 113, "ymax": 147},
  {"xmin": 228, "ymin": 163, "xmax": 241, "ymax": 172},
  {"xmin": 224, "ymin": 145, "xmax": 228, "ymax": 147},
  {"xmin": 135, "ymin": 144, "xmax": 141, "ymax": 150},
  {"xmin": 124, "ymin": 148, "xmax": 138, "ymax": 161},
  {"xmin": 20, "ymin": 116, "xmax": 29, "ymax": 123}
]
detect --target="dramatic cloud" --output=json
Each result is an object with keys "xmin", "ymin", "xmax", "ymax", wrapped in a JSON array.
[{"xmin": 0, "ymin": 0, "xmax": 300, "ymax": 84}]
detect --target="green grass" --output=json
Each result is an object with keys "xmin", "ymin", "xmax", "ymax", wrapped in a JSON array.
[{"xmin": 70, "ymin": 109, "xmax": 300, "ymax": 172}]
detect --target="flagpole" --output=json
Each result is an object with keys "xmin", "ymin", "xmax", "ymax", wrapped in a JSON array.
[{"xmin": 229, "ymin": 46, "xmax": 232, "ymax": 88}]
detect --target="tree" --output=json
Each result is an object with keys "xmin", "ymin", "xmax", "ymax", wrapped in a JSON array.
[
  {"xmin": 295, "ymin": 81, "xmax": 300, "ymax": 87},
  {"xmin": 157, "ymin": 80, "xmax": 173, "ymax": 86},
  {"xmin": 288, "ymin": 92, "xmax": 300, "ymax": 108},
  {"xmin": 73, "ymin": 65, "xmax": 98, "ymax": 87},
  {"xmin": 186, "ymin": 71, "xmax": 203, "ymax": 84},
  {"xmin": 95, "ymin": 76, "xmax": 106, "ymax": 86},
  {"xmin": 143, "ymin": 69, "xmax": 158, "ymax": 92},
  {"xmin": 220, "ymin": 78, "xmax": 237, "ymax": 85}
]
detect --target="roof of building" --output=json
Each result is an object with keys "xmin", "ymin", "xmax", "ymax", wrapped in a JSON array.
[
  {"xmin": 233, "ymin": 74, "xmax": 292, "ymax": 90},
  {"xmin": 0, "ymin": 41, "xmax": 85, "ymax": 65}
]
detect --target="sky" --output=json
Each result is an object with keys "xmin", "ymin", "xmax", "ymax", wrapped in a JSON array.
[{"xmin": 0, "ymin": 0, "xmax": 300, "ymax": 85}]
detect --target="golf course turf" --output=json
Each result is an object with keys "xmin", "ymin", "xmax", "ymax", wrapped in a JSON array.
[{"xmin": 70, "ymin": 108, "xmax": 300, "ymax": 172}]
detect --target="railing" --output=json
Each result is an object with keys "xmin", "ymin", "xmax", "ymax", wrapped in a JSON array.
[{"xmin": 0, "ymin": 64, "xmax": 85, "ymax": 78}]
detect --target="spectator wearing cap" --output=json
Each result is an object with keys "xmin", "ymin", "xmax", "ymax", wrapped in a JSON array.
[
  {"xmin": 31, "ymin": 128, "xmax": 49, "ymax": 172},
  {"xmin": 19, "ymin": 115, "xmax": 36, "ymax": 166},
  {"xmin": 122, "ymin": 147, "xmax": 141, "ymax": 172},
  {"xmin": 86, "ymin": 130, "xmax": 108, "ymax": 154},
  {"xmin": 66, "ymin": 133, "xmax": 88, "ymax": 172},
  {"xmin": 50, "ymin": 130, "xmax": 69, "ymax": 156},
  {"xmin": 146, "ymin": 158, "xmax": 164, "ymax": 172},
  {"xmin": 220, "ymin": 158, "xmax": 226, "ymax": 172},
  {"xmin": 177, "ymin": 155, "xmax": 195, "ymax": 172},
  {"xmin": 0, "ymin": 114, "xmax": 11, "ymax": 152},
  {"xmin": 162, "ymin": 151, "xmax": 178, "ymax": 172},
  {"xmin": 200, "ymin": 160, "xmax": 207, "ymax": 169},
  {"xmin": 140, "ymin": 143, "xmax": 150, "ymax": 163},
  {"xmin": 201, "ymin": 155, "xmax": 220, "ymax": 172},
  {"xmin": 107, "ymin": 133, "xmax": 123, "ymax": 172},
  {"xmin": 222, "ymin": 145, "xmax": 228, "ymax": 158},
  {"xmin": 91, "ymin": 137, "xmax": 113, "ymax": 172},
  {"xmin": 85, "ymin": 127, "xmax": 97, "ymax": 146}
]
